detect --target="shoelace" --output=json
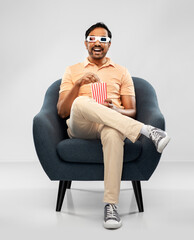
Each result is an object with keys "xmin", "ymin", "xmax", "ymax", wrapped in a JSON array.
[
  {"xmin": 106, "ymin": 204, "xmax": 118, "ymax": 220},
  {"xmin": 150, "ymin": 128, "xmax": 164, "ymax": 145}
]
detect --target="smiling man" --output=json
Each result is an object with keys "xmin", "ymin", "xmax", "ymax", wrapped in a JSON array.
[{"xmin": 57, "ymin": 22, "xmax": 170, "ymax": 229}]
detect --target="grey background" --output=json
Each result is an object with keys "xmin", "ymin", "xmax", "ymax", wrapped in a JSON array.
[{"xmin": 0, "ymin": 0, "xmax": 193, "ymax": 162}]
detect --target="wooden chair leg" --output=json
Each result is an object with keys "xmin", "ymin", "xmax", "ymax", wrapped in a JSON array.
[
  {"xmin": 56, "ymin": 181, "xmax": 68, "ymax": 212},
  {"xmin": 132, "ymin": 181, "xmax": 144, "ymax": 212}
]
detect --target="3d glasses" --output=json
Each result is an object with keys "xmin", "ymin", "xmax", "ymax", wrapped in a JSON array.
[{"xmin": 86, "ymin": 36, "xmax": 111, "ymax": 43}]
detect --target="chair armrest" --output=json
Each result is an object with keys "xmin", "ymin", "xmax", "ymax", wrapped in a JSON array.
[
  {"xmin": 134, "ymin": 106, "xmax": 165, "ymax": 179},
  {"xmin": 136, "ymin": 106, "xmax": 165, "ymax": 130},
  {"xmin": 33, "ymin": 108, "xmax": 68, "ymax": 179}
]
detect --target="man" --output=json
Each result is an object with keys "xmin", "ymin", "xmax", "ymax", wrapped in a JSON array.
[{"xmin": 57, "ymin": 22, "xmax": 170, "ymax": 229}]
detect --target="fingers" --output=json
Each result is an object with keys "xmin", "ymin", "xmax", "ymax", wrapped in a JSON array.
[
  {"xmin": 104, "ymin": 98, "xmax": 112, "ymax": 104},
  {"xmin": 84, "ymin": 76, "xmax": 96, "ymax": 83},
  {"xmin": 79, "ymin": 72, "xmax": 101, "ymax": 86},
  {"xmin": 101, "ymin": 101, "xmax": 113, "ymax": 108},
  {"xmin": 83, "ymin": 73, "xmax": 100, "ymax": 84},
  {"xmin": 101, "ymin": 102, "xmax": 110, "ymax": 107},
  {"xmin": 89, "ymin": 74, "xmax": 98, "ymax": 82}
]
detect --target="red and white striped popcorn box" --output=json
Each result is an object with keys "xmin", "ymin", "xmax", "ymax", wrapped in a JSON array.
[{"xmin": 91, "ymin": 82, "xmax": 107, "ymax": 104}]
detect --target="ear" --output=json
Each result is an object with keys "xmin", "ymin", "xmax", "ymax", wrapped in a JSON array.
[
  {"xmin": 108, "ymin": 41, "xmax": 111, "ymax": 49},
  {"xmin": 84, "ymin": 40, "xmax": 88, "ymax": 49}
]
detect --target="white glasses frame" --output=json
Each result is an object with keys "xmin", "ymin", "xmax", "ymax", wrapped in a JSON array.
[{"xmin": 86, "ymin": 36, "xmax": 111, "ymax": 43}]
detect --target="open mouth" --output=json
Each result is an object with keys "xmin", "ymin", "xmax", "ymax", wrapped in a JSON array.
[{"xmin": 92, "ymin": 47, "xmax": 103, "ymax": 54}]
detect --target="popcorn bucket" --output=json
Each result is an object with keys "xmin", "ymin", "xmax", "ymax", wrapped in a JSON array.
[{"xmin": 91, "ymin": 82, "xmax": 107, "ymax": 104}]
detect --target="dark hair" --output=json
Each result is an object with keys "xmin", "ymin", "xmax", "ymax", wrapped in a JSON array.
[{"xmin": 85, "ymin": 22, "xmax": 112, "ymax": 40}]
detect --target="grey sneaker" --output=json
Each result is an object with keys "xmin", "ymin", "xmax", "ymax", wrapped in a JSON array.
[
  {"xmin": 103, "ymin": 204, "xmax": 122, "ymax": 229},
  {"xmin": 147, "ymin": 125, "xmax": 171, "ymax": 153}
]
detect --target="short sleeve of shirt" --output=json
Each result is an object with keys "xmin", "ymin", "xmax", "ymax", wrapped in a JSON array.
[
  {"xmin": 120, "ymin": 68, "xmax": 135, "ymax": 96},
  {"xmin": 59, "ymin": 66, "xmax": 73, "ymax": 93}
]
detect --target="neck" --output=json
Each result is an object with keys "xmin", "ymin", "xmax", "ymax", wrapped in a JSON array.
[{"xmin": 87, "ymin": 56, "xmax": 108, "ymax": 67}]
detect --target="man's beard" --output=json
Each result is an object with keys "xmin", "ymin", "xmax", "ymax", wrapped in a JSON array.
[{"xmin": 88, "ymin": 49, "xmax": 106, "ymax": 59}]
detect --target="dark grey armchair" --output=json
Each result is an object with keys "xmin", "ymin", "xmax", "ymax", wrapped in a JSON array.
[{"xmin": 33, "ymin": 77, "xmax": 165, "ymax": 212}]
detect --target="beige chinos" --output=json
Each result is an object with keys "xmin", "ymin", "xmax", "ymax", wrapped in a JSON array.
[{"xmin": 66, "ymin": 96, "xmax": 143, "ymax": 204}]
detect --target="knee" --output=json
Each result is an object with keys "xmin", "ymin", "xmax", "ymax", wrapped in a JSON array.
[
  {"xmin": 72, "ymin": 96, "xmax": 89, "ymax": 110},
  {"xmin": 73, "ymin": 96, "xmax": 89, "ymax": 105}
]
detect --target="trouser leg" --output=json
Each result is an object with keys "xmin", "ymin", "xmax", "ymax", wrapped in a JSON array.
[
  {"xmin": 66, "ymin": 97, "xmax": 101, "ymax": 139},
  {"xmin": 67, "ymin": 96, "xmax": 143, "ymax": 142},
  {"xmin": 66, "ymin": 96, "xmax": 143, "ymax": 204},
  {"xmin": 100, "ymin": 126, "xmax": 125, "ymax": 204}
]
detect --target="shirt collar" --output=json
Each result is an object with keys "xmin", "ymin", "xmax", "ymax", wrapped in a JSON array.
[{"xmin": 83, "ymin": 57, "xmax": 116, "ymax": 68}]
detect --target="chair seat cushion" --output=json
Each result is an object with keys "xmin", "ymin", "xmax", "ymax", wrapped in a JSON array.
[{"xmin": 56, "ymin": 138, "xmax": 142, "ymax": 164}]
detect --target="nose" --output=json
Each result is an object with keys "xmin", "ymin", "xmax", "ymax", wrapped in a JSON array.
[{"xmin": 95, "ymin": 40, "xmax": 101, "ymax": 45}]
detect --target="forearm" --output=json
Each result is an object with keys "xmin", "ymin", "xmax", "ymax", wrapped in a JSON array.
[
  {"xmin": 57, "ymin": 81, "xmax": 81, "ymax": 118},
  {"xmin": 114, "ymin": 107, "xmax": 136, "ymax": 118},
  {"xmin": 57, "ymin": 72, "xmax": 101, "ymax": 118},
  {"xmin": 102, "ymin": 99, "xmax": 136, "ymax": 118}
]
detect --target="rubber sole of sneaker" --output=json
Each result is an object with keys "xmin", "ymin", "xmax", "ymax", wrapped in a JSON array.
[
  {"xmin": 103, "ymin": 220, "xmax": 122, "ymax": 229},
  {"xmin": 157, "ymin": 135, "xmax": 171, "ymax": 153}
]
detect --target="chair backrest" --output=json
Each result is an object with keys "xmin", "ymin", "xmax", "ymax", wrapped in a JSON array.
[
  {"xmin": 132, "ymin": 77, "xmax": 160, "ymax": 121},
  {"xmin": 41, "ymin": 79, "xmax": 61, "ymax": 113}
]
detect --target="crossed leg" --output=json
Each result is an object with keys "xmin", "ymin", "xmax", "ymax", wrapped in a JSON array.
[{"xmin": 66, "ymin": 96, "xmax": 143, "ymax": 204}]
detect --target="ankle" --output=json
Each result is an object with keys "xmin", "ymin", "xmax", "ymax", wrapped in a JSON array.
[{"xmin": 140, "ymin": 124, "xmax": 150, "ymax": 138}]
